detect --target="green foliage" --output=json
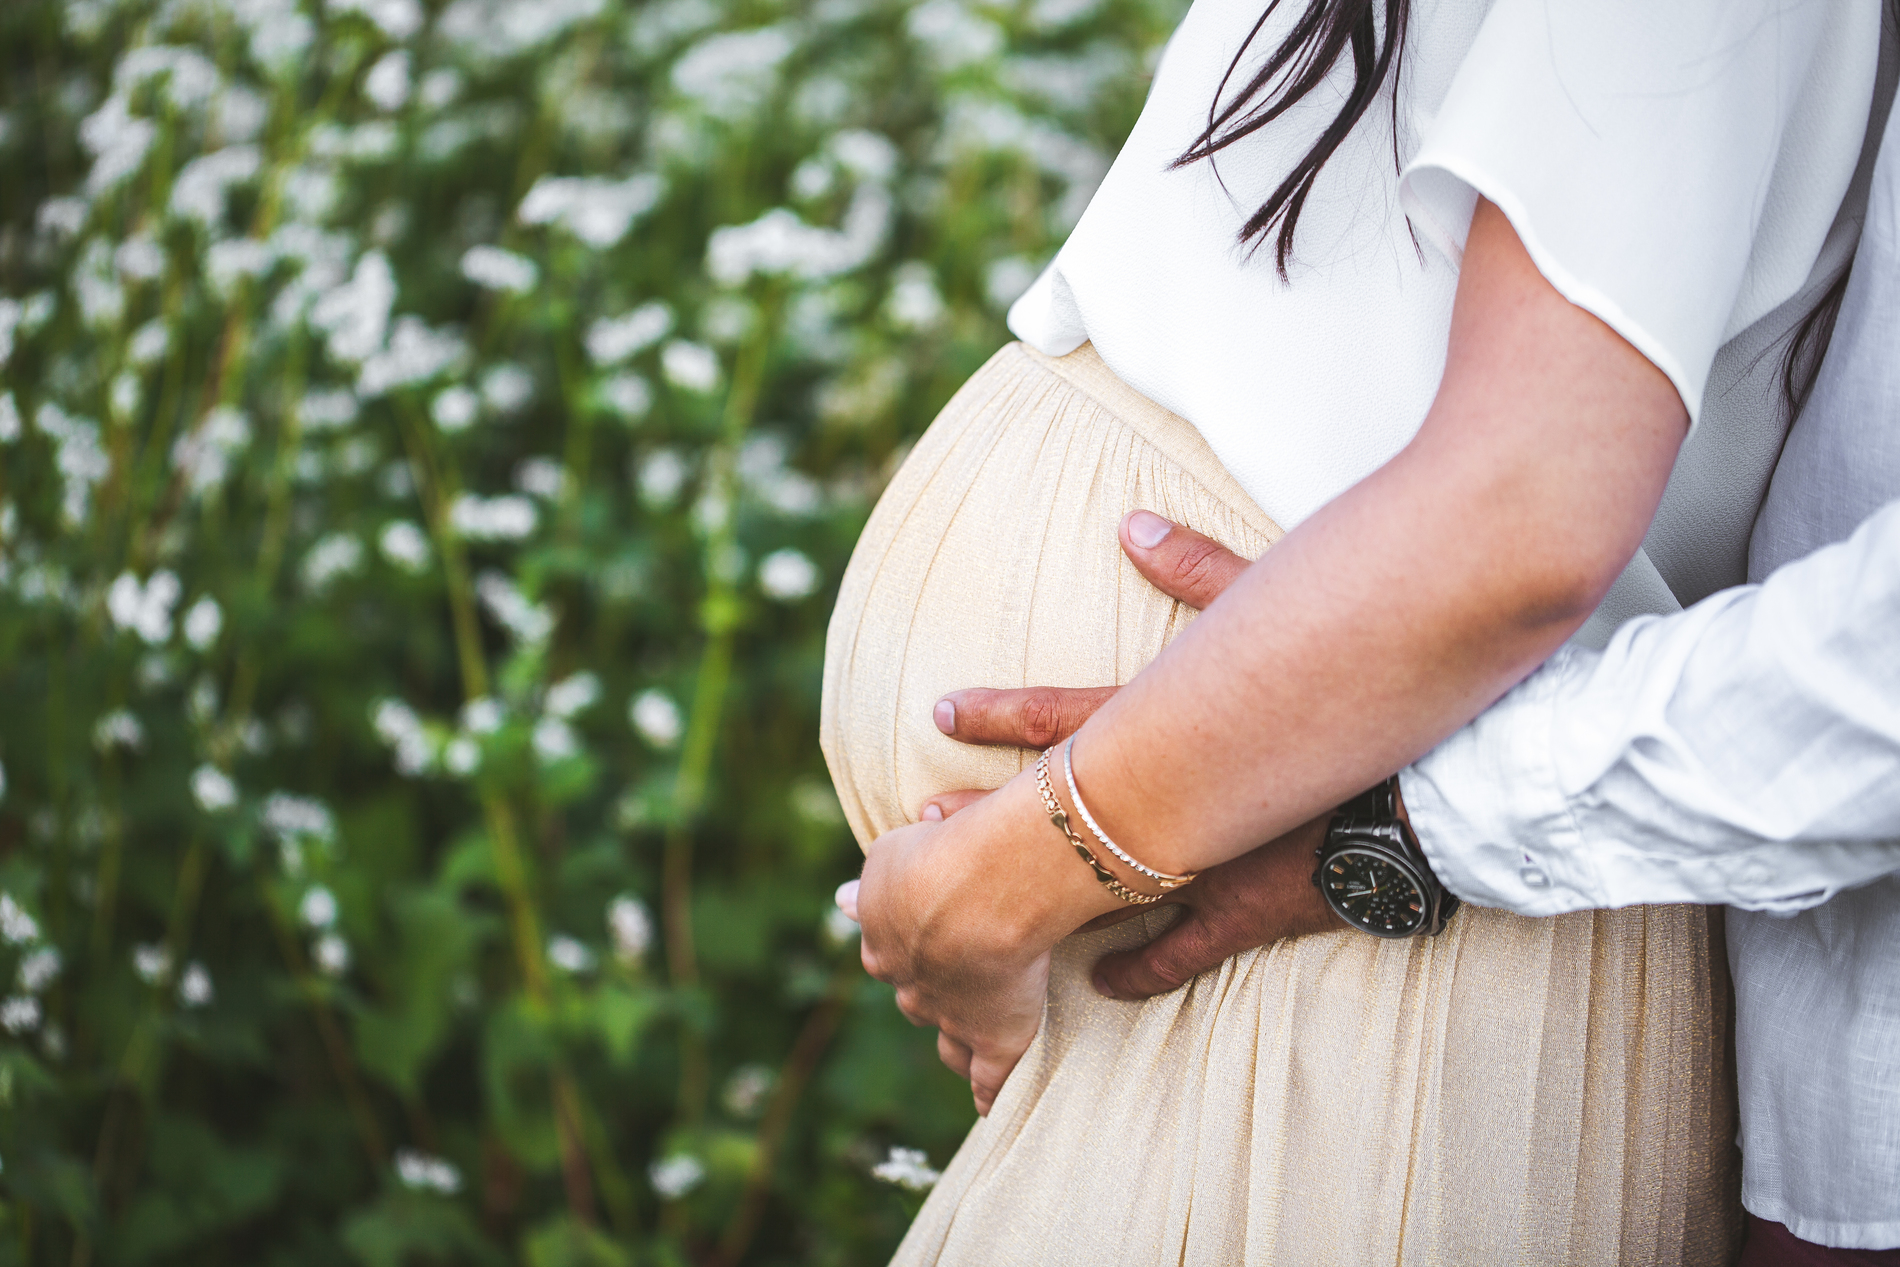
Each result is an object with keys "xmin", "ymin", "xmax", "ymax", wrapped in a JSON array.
[{"xmin": 0, "ymin": 0, "xmax": 1175, "ymax": 1260}]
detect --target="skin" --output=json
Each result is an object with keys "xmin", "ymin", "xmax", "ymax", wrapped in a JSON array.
[{"xmin": 839, "ymin": 200, "xmax": 1690, "ymax": 1115}]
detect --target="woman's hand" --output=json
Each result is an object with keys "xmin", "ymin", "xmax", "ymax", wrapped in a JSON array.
[{"xmin": 838, "ymin": 771, "xmax": 1123, "ymax": 1115}]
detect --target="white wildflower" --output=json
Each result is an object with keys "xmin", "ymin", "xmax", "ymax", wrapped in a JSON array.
[
  {"xmin": 481, "ymin": 362, "xmax": 534, "ymax": 413},
  {"xmin": 188, "ymin": 677, "xmax": 221, "ymax": 725},
  {"xmin": 170, "ymin": 145, "xmax": 262, "ymax": 226},
  {"xmin": 670, "ymin": 26, "xmax": 795, "ymax": 118},
  {"xmin": 418, "ymin": 67, "xmax": 463, "ymax": 110},
  {"xmin": 93, "ymin": 709, "xmax": 145, "ymax": 751},
  {"xmin": 450, "ymin": 494, "xmax": 538, "ymax": 542},
  {"xmin": 517, "ymin": 173, "xmax": 664, "ymax": 249},
  {"xmin": 0, "ymin": 896, "xmax": 37, "ymax": 945},
  {"xmin": 240, "ymin": 0, "xmax": 315, "ymax": 68},
  {"xmin": 460, "ymin": 244, "xmax": 538, "ymax": 294},
  {"xmin": 300, "ymin": 388, "xmax": 359, "ymax": 431},
  {"xmin": 127, "ymin": 320, "xmax": 172, "ymax": 369},
  {"xmin": 442, "ymin": 735, "xmax": 480, "ymax": 776},
  {"xmin": 328, "ymin": 0, "xmax": 424, "ymax": 40},
  {"xmin": 514, "ymin": 457, "xmax": 565, "ymax": 500},
  {"xmin": 461, "ymin": 697, "xmax": 504, "ymax": 734},
  {"xmin": 206, "ymin": 237, "xmax": 274, "ymax": 297},
  {"xmin": 18, "ymin": 947, "xmax": 60, "ymax": 994},
  {"xmin": 36, "ymin": 196, "xmax": 88, "ymax": 241},
  {"xmin": 107, "ymin": 570, "xmax": 182, "ymax": 644},
  {"xmin": 638, "ymin": 449, "xmax": 689, "ymax": 509},
  {"xmin": 871, "ymin": 1146, "xmax": 941, "ymax": 1191},
  {"xmin": 984, "ymin": 255, "xmax": 1040, "ymax": 310},
  {"xmin": 437, "ymin": 0, "xmax": 605, "ymax": 61},
  {"xmin": 649, "ymin": 1154, "xmax": 705, "ymax": 1200},
  {"xmin": 758, "ymin": 548, "xmax": 819, "ymax": 601},
  {"xmin": 0, "ymin": 394, "xmax": 19, "ymax": 442},
  {"xmin": 608, "ymin": 896, "xmax": 652, "ymax": 964},
  {"xmin": 660, "ymin": 340, "xmax": 719, "ymax": 393},
  {"xmin": 359, "ymin": 317, "xmax": 470, "ymax": 397},
  {"xmin": 546, "ymin": 934, "xmax": 595, "ymax": 973},
  {"xmin": 887, "ymin": 261, "xmax": 944, "ymax": 330},
  {"xmin": 532, "ymin": 717, "xmax": 578, "ymax": 762},
  {"xmin": 183, "ymin": 597, "xmax": 222, "ymax": 651},
  {"xmin": 191, "ymin": 765, "xmax": 238, "ymax": 813},
  {"xmin": 133, "ymin": 942, "xmax": 172, "ymax": 985},
  {"xmin": 545, "ymin": 672, "xmax": 600, "ymax": 718},
  {"xmin": 395, "ymin": 1148, "xmax": 462, "ymax": 1194},
  {"xmin": 700, "ymin": 295, "xmax": 754, "ymax": 345},
  {"xmin": 0, "ymin": 301, "xmax": 19, "ymax": 370},
  {"xmin": 114, "ymin": 46, "xmax": 220, "ymax": 110},
  {"xmin": 590, "ymin": 375, "xmax": 648, "ymax": 428},
  {"xmin": 301, "ymin": 533, "xmax": 365, "ymax": 592},
  {"xmin": 473, "ymin": 572, "xmax": 554, "ymax": 643},
  {"xmin": 723, "ymin": 1065, "xmax": 773, "ymax": 1118},
  {"xmin": 171, "ymin": 406, "xmax": 252, "ymax": 496},
  {"xmin": 104, "ymin": 368, "xmax": 140, "ymax": 415},
  {"xmin": 115, "ymin": 234, "xmax": 166, "ymax": 281},
  {"xmin": 704, "ymin": 187, "xmax": 890, "ymax": 286},
  {"xmin": 823, "ymin": 904, "xmax": 860, "ymax": 945},
  {"xmin": 906, "ymin": 0, "xmax": 1003, "ymax": 69},
  {"xmin": 311, "ymin": 251, "xmax": 396, "ymax": 364},
  {"xmin": 213, "ymin": 84, "xmax": 269, "ymax": 143},
  {"xmin": 584, "ymin": 302, "xmax": 671, "ymax": 365},
  {"xmin": 363, "ymin": 50, "xmax": 411, "ymax": 112},
  {"xmin": 630, "ymin": 689, "xmax": 683, "ymax": 747},
  {"xmin": 178, "ymin": 961, "xmax": 214, "ymax": 1007},
  {"xmin": 74, "ymin": 240, "xmax": 124, "ymax": 327},
  {"xmin": 0, "ymin": 996, "xmax": 41, "ymax": 1034},
  {"xmin": 372, "ymin": 699, "xmax": 435, "ymax": 775},
  {"xmin": 379, "ymin": 520, "xmax": 431, "ymax": 572},
  {"xmin": 431, "ymin": 385, "xmax": 480, "ymax": 432},
  {"xmin": 1027, "ymin": 0, "xmax": 1102, "ymax": 28},
  {"xmin": 790, "ymin": 157, "xmax": 834, "ymax": 200},
  {"xmin": 629, "ymin": 0, "xmax": 719, "ymax": 56},
  {"xmin": 79, "ymin": 95, "xmax": 158, "ymax": 192},
  {"xmin": 313, "ymin": 932, "xmax": 350, "ymax": 976},
  {"xmin": 299, "ymin": 885, "xmax": 338, "ymax": 929}
]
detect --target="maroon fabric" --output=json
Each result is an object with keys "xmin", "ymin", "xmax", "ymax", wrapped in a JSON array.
[{"xmin": 1740, "ymin": 1216, "xmax": 1900, "ymax": 1267}]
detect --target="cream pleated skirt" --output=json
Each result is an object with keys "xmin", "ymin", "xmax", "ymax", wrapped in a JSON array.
[{"xmin": 821, "ymin": 342, "xmax": 1740, "ymax": 1265}]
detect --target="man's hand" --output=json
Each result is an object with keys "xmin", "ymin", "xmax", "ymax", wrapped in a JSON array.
[{"xmin": 917, "ymin": 509, "xmax": 1341, "ymax": 1002}]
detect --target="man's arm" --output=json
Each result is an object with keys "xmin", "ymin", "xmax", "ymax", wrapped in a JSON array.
[{"xmin": 1406, "ymin": 495, "xmax": 1900, "ymax": 918}]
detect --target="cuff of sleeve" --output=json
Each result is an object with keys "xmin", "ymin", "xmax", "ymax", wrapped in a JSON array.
[{"xmin": 1404, "ymin": 650, "xmax": 1609, "ymax": 917}]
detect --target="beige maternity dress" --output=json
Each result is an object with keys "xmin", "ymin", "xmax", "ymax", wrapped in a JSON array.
[{"xmin": 820, "ymin": 341, "xmax": 1739, "ymax": 1265}]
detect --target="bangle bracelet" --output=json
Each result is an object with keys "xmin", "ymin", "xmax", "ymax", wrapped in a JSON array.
[
  {"xmin": 1035, "ymin": 748, "xmax": 1160, "ymax": 905},
  {"xmin": 1063, "ymin": 737, "xmax": 1198, "ymax": 890}
]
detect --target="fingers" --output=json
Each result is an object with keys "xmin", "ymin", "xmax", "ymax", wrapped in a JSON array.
[
  {"xmin": 1118, "ymin": 510, "xmax": 1250, "ymax": 611},
  {"xmin": 919, "ymin": 789, "xmax": 990, "ymax": 821},
  {"xmin": 934, "ymin": 685, "xmax": 1120, "ymax": 750},
  {"xmin": 834, "ymin": 878, "xmax": 860, "ymax": 922},
  {"xmin": 967, "ymin": 1051, "xmax": 1016, "ymax": 1118},
  {"xmin": 1090, "ymin": 911, "xmax": 1228, "ymax": 1000},
  {"xmin": 937, "ymin": 1032, "xmax": 973, "ymax": 1081}
]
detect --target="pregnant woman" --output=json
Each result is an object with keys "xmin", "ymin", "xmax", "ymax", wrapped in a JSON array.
[{"xmin": 822, "ymin": 0, "xmax": 1890, "ymax": 1261}]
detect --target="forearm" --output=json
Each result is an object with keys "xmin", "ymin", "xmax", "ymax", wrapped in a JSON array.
[{"xmin": 1065, "ymin": 201, "xmax": 1688, "ymax": 881}]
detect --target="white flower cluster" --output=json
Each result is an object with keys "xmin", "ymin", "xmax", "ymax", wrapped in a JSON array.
[
  {"xmin": 177, "ymin": 961, "xmax": 215, "ymax": 1007},
  {"xmin": 171, "ymin": 406, "xmax": 253, "ymax": 497},
  {"xmin": 870, "ymin": 1146, "xmax": 942, "ymax": 1191},
  {"xmin": 395, "ymin": 1148, "xmax": 463, "ymax": 1194},
  {"xmin": 108, "ymin": 570, "xmax": 182, "ymax": 644},
  {"xmin": 451, "ymin": 493, "xmax": 538, "ymax": 542},
  {"xmin": 191, "ymin": 764, "xmax": 238, "ymax": 813},
  {"xmin": 35, "ymin": 402, "xmax": 109, "ymax": 525},
  {"xmin": 585, "ymin": 302, "xmax": 672, "ymax": 366},
  {"xmin": 474, "ymin": 571, "xmax": 554, "ymax": 643},
  {"xmin": 461, "ymin": 244, "xmax": 539, "ymax": 295},
  {"xmin": 518, "ymin": 173, "xmax": 664, "ymax": 249},
  {"xmin": 546, "ymin": 934, "xmax": 595, "ymax": 973},
  {"xmin": 607, "ymin": 896, "xmax": 652, "ymax": 964},
  {"xmin": 629, "ymin": 689, "xmax": 683, "ymax": 748},
  {"xmin": 671, "ymin": 25, "xmax": 796, "ymax": 118},
  {"xmin": 649, "ymin": 1153, "xmax": 705, "ymax": 1199},
  {"xmin": 358, "ymin": 317, "xmax": 471, "ymax": 398},
  {"xmin": 438, "ymin": 0, "xmax": 606, "ymax": 63},
  {"xmin": 373, "ymin": 699, "xmax": 436, "ymax": 776}
]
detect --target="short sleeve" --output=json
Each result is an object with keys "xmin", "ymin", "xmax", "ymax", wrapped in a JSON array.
[{"xmin": 1399, "ymin": 0, "xmax": 1880, "ymax": 425}]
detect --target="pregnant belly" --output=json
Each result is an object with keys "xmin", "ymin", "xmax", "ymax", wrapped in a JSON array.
[{"xmin": 820, "ymin": 340, "xmax": 1282, "ymax": 850}]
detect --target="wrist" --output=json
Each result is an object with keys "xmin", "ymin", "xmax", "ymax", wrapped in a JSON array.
[{"xmin": 968, "ymin": 768, "xmax": 1131, "ymax": 951}]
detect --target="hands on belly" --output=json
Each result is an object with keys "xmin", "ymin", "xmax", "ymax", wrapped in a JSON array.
[{"xmin": 838, "ymin": 511, "xmax": 1342, "ymax": 1113}]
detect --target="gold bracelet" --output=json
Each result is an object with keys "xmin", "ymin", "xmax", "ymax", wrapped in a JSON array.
[
  {"xmin": 1035, "ymin": 748, "xmax": 1161, "ymax": 905},
  {"xmin": 1062, "ymin": 737, "xmax": 1198, "ymax": 890}
]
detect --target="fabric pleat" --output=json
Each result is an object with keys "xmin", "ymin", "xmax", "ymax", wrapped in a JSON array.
[{"xmin": 820, "ymin": 341, "xmax": 1741, "ymax": 1266}]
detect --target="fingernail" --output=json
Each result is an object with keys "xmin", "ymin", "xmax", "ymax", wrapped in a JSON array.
[
  {"xmin": 1092, "ymin": 972, "xmax": 1118, "ymax": 999},
  {"xmin": 1127, "ymin": 510, "xmax": 1173, "ymax": 550},
  {"xmin": 934, "ymin": 698, "xmax": 956, "ymax": 735},
  {"xmin": 922, "ymin": 802, "xmax": 943, "ymax": 821}
]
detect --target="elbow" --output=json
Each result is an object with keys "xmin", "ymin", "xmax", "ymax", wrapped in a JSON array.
[{"xmin": 1502, "ymin": 550, "xmax": 1628, "ymax": 641}]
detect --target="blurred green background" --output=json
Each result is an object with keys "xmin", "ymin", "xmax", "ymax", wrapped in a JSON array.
[{"xmin": 0, "ymin": 0, "xmax": 1178, "ymax": 1261}]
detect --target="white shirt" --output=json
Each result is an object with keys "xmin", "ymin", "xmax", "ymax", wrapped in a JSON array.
[
  {"xmin": 1009, "ymin": 0, "xmax": 1880, "ymax": 643},
  {"xmin": 1407, "ymin": 91, "xmax": 1900, "ymax": 1249}
]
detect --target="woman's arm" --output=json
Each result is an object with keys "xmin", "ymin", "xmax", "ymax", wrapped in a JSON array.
[{"xmin": 851, "ymin": 199, "xmax": 1689, "ymax": 1110}]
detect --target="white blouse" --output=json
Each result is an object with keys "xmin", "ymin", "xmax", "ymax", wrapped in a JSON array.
[{"xmin": 1009, "ymin": 0, "xmax": 1883, "ymax": 635}]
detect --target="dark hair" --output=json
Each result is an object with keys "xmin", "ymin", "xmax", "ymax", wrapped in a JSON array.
[
  {"xmin": 1173, "ymin": 0, "xmax": 1412, "ymax": 277},
  {"xmin": 1780, "ymin": 256, "xmax": 1852, "ymax": 413}
]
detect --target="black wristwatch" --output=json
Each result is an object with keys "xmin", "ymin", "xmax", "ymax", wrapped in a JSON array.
[{"xmin": 1311, "ymin": 777, "xmax": 1459, "ymax": 938}]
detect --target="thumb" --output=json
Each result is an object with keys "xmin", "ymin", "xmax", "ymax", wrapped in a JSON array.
[
  {"xmin": 1120, "ymin": 511, "xmax": 1251, "ymax": 611},
  {"xmin": 1091, "ymin": 909, "xmax": 1227, "ymax": 1000}
]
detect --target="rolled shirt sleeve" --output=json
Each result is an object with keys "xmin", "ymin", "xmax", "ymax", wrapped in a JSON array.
[{"xmin": 1406, "ymin": 499, "xmax": 1900, "ymax": 917}]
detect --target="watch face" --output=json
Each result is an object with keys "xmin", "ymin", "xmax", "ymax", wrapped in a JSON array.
[{"xmin": 1320, "ymin": 847, "xmax": 1427, "ymax": 937}]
